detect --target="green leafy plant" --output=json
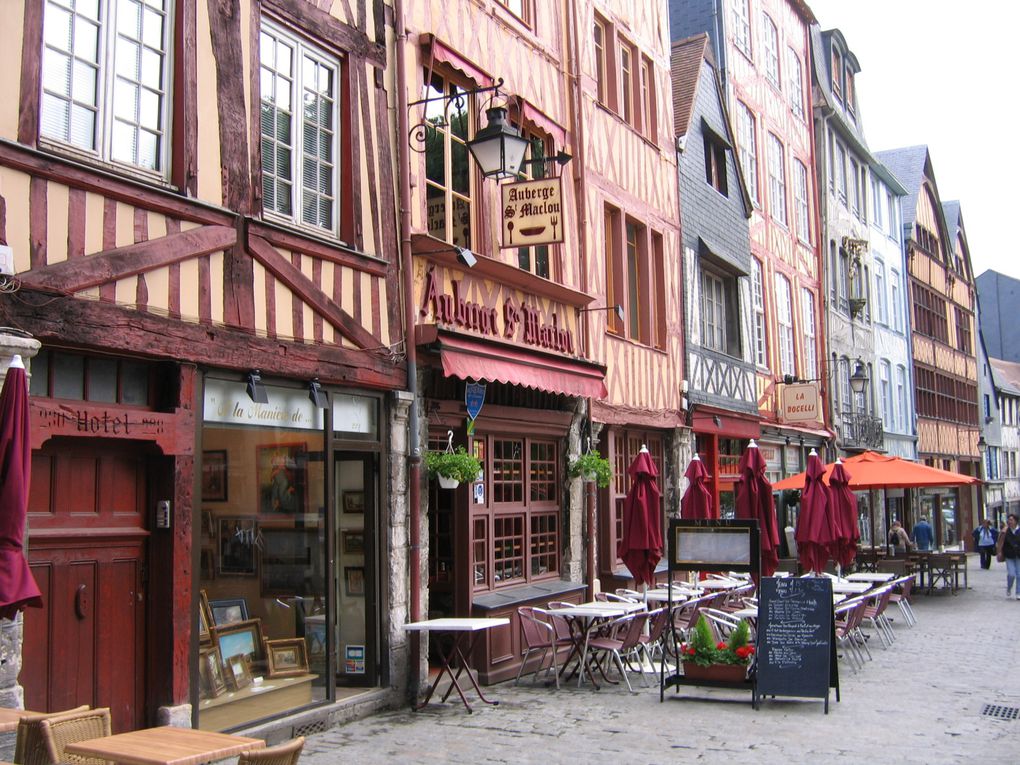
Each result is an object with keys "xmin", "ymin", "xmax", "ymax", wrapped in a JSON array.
[
  {"xmin": 568, "ymin": 451, "xmax": 612, "ymax": 488},
  {"xmin": 424, "ymin": 446, "xmax": 482, "ymax": 484},
  {"xmin": 680, "ymin": 615, "xmax": 754, "ymax": 667}
]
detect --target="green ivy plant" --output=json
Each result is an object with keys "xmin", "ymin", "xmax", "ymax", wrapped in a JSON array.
[
  {"xmin": 569, "ymin": 451, "xmax": 612, "ymax": 488},
  {"xmin": 424, "ymin": 446, "xmax": 482, "ymax": 484}
]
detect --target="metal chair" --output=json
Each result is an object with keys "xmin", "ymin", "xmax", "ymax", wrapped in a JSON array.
[
  {"xmin": 237, "ymin": 737, "xmax": 305, "ymax": 765},
  {"xmin": 515, "ymin": 607, "xmax": 567, "ymax": 688},
  {"xmin": 888, "ymin": 575, "xmax": 917, "ymax": 627},
  {"xmin": 31, "ymin": 708, "xmax": 111, "ymax": 765},
  {"xmin": 584, "ymin": 611, "xmax": 651, "ymax": 692}
]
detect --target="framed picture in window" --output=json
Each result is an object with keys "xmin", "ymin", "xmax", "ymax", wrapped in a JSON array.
[
  {"xmin": 198, "ymin": 590, "xmax": 214, "ymax": 646},
  {"xmin": 198, "ymin": 646, "xmax": 227, "ymax": 699},
  {"xmin": 342, "ymin": 530, "xmax": 364, "ymax": 555},
  {"xmin": 212, "ymin": 619, "xmax": 266, "ymax": 665},
  {"xmin": 257, "ymin": 443, "xmax": 307, "ymax": 515},
  {"xmin": 265, "ymin": 638, "xmax": 309, "ymax": 678},
  {"xmin": 208, "ymin": 597, "xmax": 249, "ymax": 626},
  {"xmin": 218, "ymin": 517, "xmax": 258, "ymax": 576},
  {"xmin": 344, "ymin": 566, "xmax": 365, "ymax": 596},
  {"xmin": 201, "ymin": 450, "xmax": 228, "ymax": 502},
  {"xmin": 224, "ymin": 653, "xmax": 253, "ymax": 691},
  {"xmin": 342, "ymin": 491, "xmax": 365, "ymax": 514}
]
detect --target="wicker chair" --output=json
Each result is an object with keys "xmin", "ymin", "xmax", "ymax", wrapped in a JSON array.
[
  {"xmin": 237, "ymin": 737, "xmax": 305, "ymax": 765},
  {"xmin": 26, "ymin": 707, "xmax": 111, "ymax": 765},
  {"xmin": 13, "ymin": 705, "xmax": 90, "ymax": 765}
]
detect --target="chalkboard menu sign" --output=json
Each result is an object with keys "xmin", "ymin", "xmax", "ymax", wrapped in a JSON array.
[{"xmin": 756, "ymin": 576, "xmax": 839, "ymax": 713}]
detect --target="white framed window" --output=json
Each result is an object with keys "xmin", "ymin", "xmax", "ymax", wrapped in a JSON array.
[
  {"xmin": 890, "ymin": 269, "xmax": 902, "ymax": 332},
  {"xmin": 801, "ymin": 287, "xmax": 816, "ymax": 379},
  {"xmin": 767, "ymin": 133, "xmax": 787, "ymax": 226},
  {"xmin": 880, "ymin": 360, "xmax": 893, "ymax": 426},
  {"xmin": 733, "ymin": 0, "xmax": 751, "ymax": 58},
  {"xmin": 787, "ymin": 47, "xmax": 804, "ymax": 118},
  {"xmin": 736, "ymin": 102, "xmax": 758, "ymax": 204},
  {"xmin": 850, "ymin": 157, "xmax": 861, "ymax": 218},
  {"xmin": 886, "ymin": 191, "xmax": 897, "ymax": 239},
  {"xmin": 872, "ymin": 177, "xmax": 884, "ymax": 230},
  {"xmin": 895, "ymin": 365, "xmax": 907, "ymax": 431},
  {"xmin": 793, "ymin": 159, "xmax": 809, "ymax": 243},
  {"xmin": 260, "ymin": 23, "xmax": 340, "ymax": 234},
  {"xmin": 835, "ymin": 142, "xmax": 847, "ymax": 203},
  {"xmin": 839, "ymin": 355, "xmax": 852, "ymax": 413},
  {"xmin": 701, "ymin": 271, "xmax": 726, "ymax": 352},
  {"xmin": 751, "ymin": 258, "xmax": 767, "ymax": 367},
  {"xmin": 41, "ymin": 0, "xmax": 172, "ymax": 173},
  {"xmin": 762, "ymin": 14, "xmax": 780, "ymax": 88},
  {"xmin": 775, "ymin": 273, "xmax": 795, "ymax": 377},
  {"xmin": 874, "ymin": 260, "xmax": 888, "ymax": 325}
]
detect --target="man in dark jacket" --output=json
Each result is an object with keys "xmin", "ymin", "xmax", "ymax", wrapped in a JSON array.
[
  {"xmin": 973, "ymin": 518, "xmax": 998, "ymax": 569},
  {"xmin": 912, "ymin": 517, "xmax": 934, "ymax": 551},
  {"xmin": 1000, "ymin": 514, "xmax": 1020, "ymax": 599}
]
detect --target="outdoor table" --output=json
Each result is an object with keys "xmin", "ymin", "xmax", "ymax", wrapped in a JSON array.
[
  {"xmin": 830, "ymin": 581, "xmax": 872, "ymax": 594},
  {"xmin": 644, "ymin": 588, "xmax": 693, "ymax": 604},
  {"xmin": 0, "ymin": 708, "xmax": 39, "ymax": 733},
  {"xmin": 63, "ymin": 726, "xmax": 264, "ymax": 765},
  {"xmin": 846, "ymin": 572, "xmax": 896, "ymax": 583},
  {"xmin": 548, "ymin": 602, "xmax": 643, "ymax": 689},
  {"xmin": 697, "ymin": 579, "xmax": 743, "ymax": 590},
  {"xmin": 403, "ymin": 617, "xmax": 509, "ymax": 713}
]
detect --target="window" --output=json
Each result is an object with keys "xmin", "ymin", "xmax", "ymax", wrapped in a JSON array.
[
  {"xmin": 912, "ymin": 283, "xmax": 949, "ymax": 344},
  {"xmin": 766, "ymin": 133, "xmax": 787, "ymax": 226},
  {"xmin": 736, "ymin": 102, "xmax": 758, "ymax": 203},
  {"xmin": 733, "ymin": 0, "xmax": 751, "ymax": 58},
  {"xmin": 261, "ymin": 25, "xmax": 340, "ymax": 233},
  {"xmin": 626, "ymin": 220, "xmax": 643, "ymax": 341},
  {"xmin": 620, "ymin": 41, "xmax": 635, "ymax": 125},
  {"xmin": 605, "ymin": 206, "xmax": 622, "ymax": 335},
  {"xmin": 874, "ymin": 260, "xmax": 888, "ymax": 325},
  {"xmin": 831, "ymin": 47, "xmax": 843, "ymax": 101},
  {"xmin": 956, "ymin": 306, "xmax": 972, "ymax": 354},
  {"xmin": 835, "ymin": 142, "xmax": 847, "ymax": 203},
  {"xmin": 762, "ymin": 14, "xmax": 780, "ymax": 88},
  {"xmin": 845, "ymin": 69, "xmax": 856, "ymax": 117},
  {"xmin": 880, "ymin": 360, "xmax": 893, "ymax": 425},
  {"xmin": 801, "ymin": 288, "xmax": 817, "ymax": 379},
  {"xmin": 886, "ymin": 191, "xmax": 897, "ymax": 239},
  {"xmin": 513, "ymin": 127, "xmax": 553, "ymax": 278},
  {"xmin": 872, "ymin": 178, "xmax": 884, "ymax": 230},
  {"xmin": 41, "ymin": 0, "xmax": 171, "ymax": 173},
  {"xmin": 423, "ymin": 70, "xmax": 473, "ymax": 248},
  {"xmin": 751, "ymin": 258, "xmax": 767, "ymax": 367},
  {"xmin": 849, "ymin": 158, "xmax": 861, "ymax": 218},
  {"xmin": 787, "ymin": 47, "xmax": 804, "ymax": 118},
  {"xmin": 605, "ymin": 208, "xmax": 662, "ymax": 347},
  {"xmin": 30, "ymin": 349, "xmax": 152, "ymax": 404},
  {"xmin": 793, "ymin": 159, "xmax": 810, "ymax": 242},
  {"xmin": 775, "ymin": 273, "xmax": 795, "ymax": 377},
  {"xmin": 640, "ymin": 55, "xmax": 657, "ymax": 140},
  {"xmin": 701, "ymin": 271, "xmax": 726, "ymax": 352},
  {"xmin": 594, "ymin": 16, "xmax": 608, "ymax": 105},
  {"xmin": 895, "ymin": 365, "xmax": 907, "ymax": 431},
  {"xmin": 496, "ymin": 0, "xmax": 529, "ymax": 24},
  {"xmin": 890, "ymin": 269, "xmax": 902, "ymax": 332},
  {"xmin": 839, "ymin": 355, "xmax": 852, "ymax": 414},
  {"xmin": 704, "ymin": 132, "xmax": 728, "ymax": 196}
]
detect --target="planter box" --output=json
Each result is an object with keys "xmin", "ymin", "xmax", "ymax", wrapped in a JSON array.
[{"xmin": 681, "ymin": 662, "xmax": 747, "ymax": 683}]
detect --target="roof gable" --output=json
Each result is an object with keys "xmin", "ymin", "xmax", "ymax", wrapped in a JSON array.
[{"xmin": 671, "ymin": 34, "xmax": 709, "ymax": 138}]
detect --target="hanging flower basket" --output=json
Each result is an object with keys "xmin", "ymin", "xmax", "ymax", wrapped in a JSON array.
[
  {"xmin": 568, "ymin": 451, "xmax": 612, "ymax": 488},
  {"xmin": 424, "ymin": 432, "xmax": 482, "ymax": 490},
  {"xmin": 437, "ymin": 474, "xmax": 460, "ymax": 490}
]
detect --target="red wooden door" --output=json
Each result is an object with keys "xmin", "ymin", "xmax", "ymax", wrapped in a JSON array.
[{"xmin": 23, "ymin": 439, "xmax": 150, "ymax": 733}]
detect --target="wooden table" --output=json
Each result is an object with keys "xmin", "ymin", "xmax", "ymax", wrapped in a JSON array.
[
  {"xmin": 0, "ymin": 708, "xmax": 39, "ymax": 733},
  {"xmin": 63, "ymin": 726, "xmax": 264, "ymax": 765},
  {"xmin": 403, "ymin": 618, "xmax": 509, "ymax": 713}
]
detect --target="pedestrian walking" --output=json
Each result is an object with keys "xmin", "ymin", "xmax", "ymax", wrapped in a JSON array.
[
  {"xmin": 996, "ymin": 514, "xmax": 1020, "ymax": 599},
  {"xmin": 888, "ymin": 520, "xmax": 914, "ymax": 555},
  {"xmin": 912, "ymin": 516, "xmax": 934, "ymax": 551},
  {"xmin": 973, "ymin": 518, "xmax": 997, "ymax": 569}
]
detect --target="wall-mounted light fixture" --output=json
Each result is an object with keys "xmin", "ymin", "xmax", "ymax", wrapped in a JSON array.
[
  {"xmin": 308, "ymin": 378, "xmax": 328, "ymax": 409},
  {"xmin": 455, "ymin": 247, "xmax": 477, "ymax": 268},
  {"xmin": 579, "ymin": 304, "xmax": 624, "ymax": 323},
  {"xmin": 848, "ymin": 359, "xmax": 869, "ymax": 395},
  {"xmin": 246, "ymin": 370, "xmax": 268, "ymax": 404}
]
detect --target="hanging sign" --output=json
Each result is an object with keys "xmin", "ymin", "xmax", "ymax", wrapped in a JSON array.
[
  {"xmin": 465, "ymin": 382, "xmax": 486, "ymax": 421},
  {"xmin": 501, "ymin": 177, "xmax": 565, "ymax": 248},
  {"xmin": 781, "ymin": 383, "xmax": 821, "ymax": 424}
]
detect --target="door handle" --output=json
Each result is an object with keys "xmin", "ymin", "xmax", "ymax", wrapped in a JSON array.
[{"xmin": 75, "ymin": 583, "xmax": 89, "ymax": 620}]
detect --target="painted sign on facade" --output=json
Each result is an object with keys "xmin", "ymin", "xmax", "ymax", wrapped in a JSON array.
[
  {"xmin": 781, "ymin": 383, "xmax": 822, "ymax": 424},
  {"xmin": 501, "ymin": 177, "xmax": 564, "ymax": 248}
]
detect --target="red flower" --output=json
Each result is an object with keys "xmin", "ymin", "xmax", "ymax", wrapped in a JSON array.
[{"xmin": 716, "ymin": 642, "xmax": 727, "ymax": 650}]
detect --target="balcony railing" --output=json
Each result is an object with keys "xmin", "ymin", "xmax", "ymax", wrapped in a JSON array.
[{"xmin": 837, "ymin": 410, "xmax": 885, "ymax": 451}]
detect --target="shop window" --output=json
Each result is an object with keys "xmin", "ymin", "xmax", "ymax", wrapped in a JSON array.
[
  {"xmin": 473, "ymin": 517, "xmax": 488, "ymax": 588},
  {"xmin": 605, "ymin": 433, "xmax": 664, "ymax": 572},
  {"xmin": 493, "ymin": 515, "xmax": 525, "ymax": 584},
  {"xmin": 529, "ymin": 441, "xmax": 557, "ymax": 501},
  {"xmin": 423, "ymin": 69, "xmax": 474, "ymax": 249},
  {"xmin": 492, "ymin": 438, "xmax": 524, "ymax": 504},
  {"xmin": 530, "ymin": 512, "xmax": 558, "ymax": 576},
  {"xmin": 30, "ymin": 349, "xmax": 152, "ymax": 406},
  {"xmin": 41, "ymin": 0, "xmax": 172, "ymax": 174}
]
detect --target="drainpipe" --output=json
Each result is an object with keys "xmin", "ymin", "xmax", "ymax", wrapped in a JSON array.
[{"xmin": 394, "ymin": 0, "xmax": 423, "ymax": 691}]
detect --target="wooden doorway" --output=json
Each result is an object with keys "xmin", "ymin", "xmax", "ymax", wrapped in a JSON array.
[{"xmin": 23, "ymin": 438, "xmax": 152, "ymax": 732}]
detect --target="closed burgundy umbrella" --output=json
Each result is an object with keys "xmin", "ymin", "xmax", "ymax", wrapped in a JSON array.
[
  {"xmin": 0, "ymin": 355, "xmax": 42, "ymax": 619},
  {"xmin": 794, "ymin": 451, "xmax": 837, "ymax": 574},
  {"xmin": 734, "ymin": 440, "xmax": 780, "ymax": 577},
  {"xmin": 829, "ymin": 460, "xmax": 861, "ymax": 570},
  {"xmin": 680, "ymin": 455, "xmax": 713, "ymax": 520},
  {"xmin": 617, "ymin": 447, "xmax": 663, "ymax": 587}
]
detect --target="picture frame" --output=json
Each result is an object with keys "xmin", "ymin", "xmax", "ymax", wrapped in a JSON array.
[
  {"xmin": 198, "ymin": 590, "xmax": 214, "ymax": 645},
  {"xmin": 218, "ymin": 517, "xmax": 258, "ymax": 576},
  {"xmin": 224, "ymin": 653, "xmax": 253, "ymax": 691},
  {"xmin": 343, "ymin": 491, "xmax": 365, "ymax": 514},
  {"xmin": 344, "ymin": 566, "xmax": 365, "ymax": 597},
  {"xmin": 212, "ymin": 618, "xmax": 266, "ymax": 664},
  {"xmin": 341, "ymin": 530, "xmax": 364, "ymax": 555},
  {"xmin": 201, "ymin": 450, "xmax": 228, "ymax": 502},
  {"xmin": 208, "ymin": 597, "xmax": 249, "ymax": 626},
  {"xmin": 257, "ymin": 443, "xmax": 307, "ymax": 515},
  {"xmin": 198, "ymin": 646, "xmax": 227, "ymax": 699},
  {"xmin": 265, "ymin": 638, "xmax": 310, "ymax": 678}
]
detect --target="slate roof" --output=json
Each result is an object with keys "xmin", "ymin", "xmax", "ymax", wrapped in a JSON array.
[
  {"xmin": 943, "ymin": 200, "xmax": 960, "ymax": 235},
  {"xmin": 874, "ymin": 145, "xmax": 929, "ymax": 230},
  {"xmin": 671, "ymin": 33, "xmax": 709, "ymax": 138},
  {"xmin": 990, "ymin": 358, "xmax": 1020, "ymax": 397}
]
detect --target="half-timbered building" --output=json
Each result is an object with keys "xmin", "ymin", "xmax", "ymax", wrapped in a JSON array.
[
  {"xmin": 1, "ymin": 0, "xmax": 406, "ymax": 735},
  {"xmin": 671, "ymin": 34, "xmax": 758, "ymax": 517},
  {"xmin": 877, "ymin": 147, "xmax": 981, "ymax": 548},
  {"xmin": 670, "ymin": 0, "xmax": 827, "ymax": 541}
]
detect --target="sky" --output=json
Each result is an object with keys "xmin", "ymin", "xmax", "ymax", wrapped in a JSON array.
[{"xmin": 806, "ymin": 0, "xmax": 1020, "ymax": 279}]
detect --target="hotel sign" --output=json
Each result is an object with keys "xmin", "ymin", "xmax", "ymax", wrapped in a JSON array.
[
  {"xmin": 781, "ymin": 382, "xmax": 821, "ymax": 424},
  {"xmin": 501, "ymin": 177, "xmax": 564, "ymax": 248}
]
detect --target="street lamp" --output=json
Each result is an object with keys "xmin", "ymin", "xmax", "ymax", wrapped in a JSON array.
[
  {"xmin": 466, "ymin": 106, "xmax": 531, "ymax": 180},
  {"xmin": 849, "ymin": 360, "xmax": 869, "ymax": 395}
]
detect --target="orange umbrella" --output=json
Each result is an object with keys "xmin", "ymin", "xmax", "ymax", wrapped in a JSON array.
[{"xmin": 773, "ymin": 451, "xmax": 980, "ymax": 491}]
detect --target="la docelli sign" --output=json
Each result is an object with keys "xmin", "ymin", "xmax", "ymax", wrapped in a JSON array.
[{"xmin": 418, "ymin": 267, "xmax": 576, "ymax": 354}]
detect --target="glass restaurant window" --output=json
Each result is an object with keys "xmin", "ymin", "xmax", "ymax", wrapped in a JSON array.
[
  {"xmin": 197, "ymin": 379, "xmax": 327, "ymax": 729},
  {"xmin": 423, "ymin": 70, "xmax": 473, "ymax": 249}
]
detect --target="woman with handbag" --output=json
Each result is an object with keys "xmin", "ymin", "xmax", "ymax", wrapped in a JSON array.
[{"xmin": 997, "ymin": 514, "xmax": 1020, "ymax": 600}]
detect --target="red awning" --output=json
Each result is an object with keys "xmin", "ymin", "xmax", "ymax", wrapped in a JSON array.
[{"xmin": 437, "ymin": 334, "xmax": 607, "ymax": 399}]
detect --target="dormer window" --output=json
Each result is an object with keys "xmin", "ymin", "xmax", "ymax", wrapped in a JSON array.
[{"xmin": 831, "ymin": 48, "xmax": 843, "ymax": 102}]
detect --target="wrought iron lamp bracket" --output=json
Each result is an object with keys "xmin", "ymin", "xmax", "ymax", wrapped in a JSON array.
[{"xmin": 407, "ymin": 77, "xmax": 507, "ymax": 154}]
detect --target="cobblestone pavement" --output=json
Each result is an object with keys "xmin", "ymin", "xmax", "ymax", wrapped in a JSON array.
[{"xmin": 301, "ymin": 558, "xmax": 1019, "ymax": 764}]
